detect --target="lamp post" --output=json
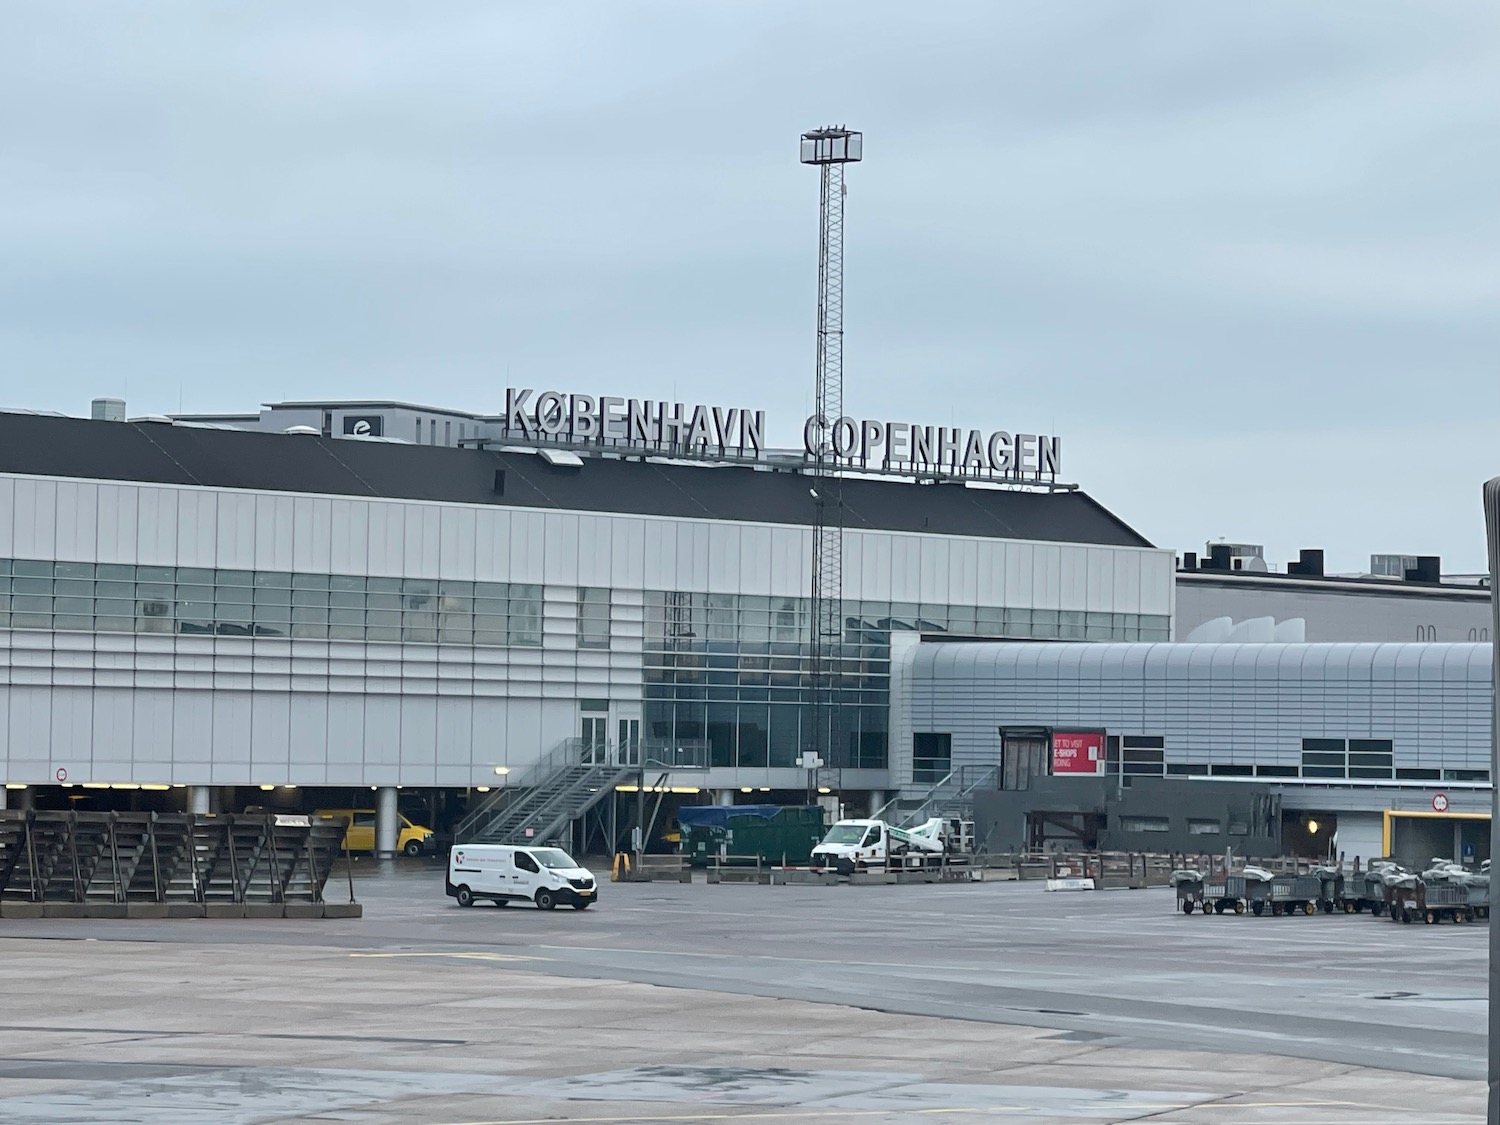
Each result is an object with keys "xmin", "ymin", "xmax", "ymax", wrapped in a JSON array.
[{"xmin": 800, "ymin": 126, "xmax": 861, "ymax": 779}]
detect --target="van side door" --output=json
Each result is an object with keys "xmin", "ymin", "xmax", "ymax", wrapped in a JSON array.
[
  {"xmin": 514, "ymin": 849, "xmax": 541, "ymax": 896},
  {"xmin": 348, "ymin": 812, "xmax": 376, "ymax": 852},
  {"xmin": 864, "ymin": 824, "xmax": 884, "ymax": 864}
]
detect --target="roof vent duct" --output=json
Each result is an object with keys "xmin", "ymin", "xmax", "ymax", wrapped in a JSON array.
[{"xmin": 91, "ymin": 397, "xmax": 126, "ymax": 422}]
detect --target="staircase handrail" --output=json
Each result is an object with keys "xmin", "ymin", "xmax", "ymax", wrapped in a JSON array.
[
  {"xmin": 875, "ymin": 764, "xmax": 1001, "ymax": 827},
  {"xmin": 454, "ymin": 737, "xmax": 588, "ymax": 841},
  {"xmin": 478, "ymin": 761, "xmax": 613, "ymax": 842},
  {"xmin": 521, "ymin": 762, "xmax": 639, "ymax": 846}
]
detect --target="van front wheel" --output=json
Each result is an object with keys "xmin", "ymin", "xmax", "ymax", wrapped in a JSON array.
[
  {"xmin": 535, "ymin": 889, "xmax": 557, "ymax": 911},
  {"xmin": 455, "ymin": 885, "xmax": 475, "ymax": 908}
]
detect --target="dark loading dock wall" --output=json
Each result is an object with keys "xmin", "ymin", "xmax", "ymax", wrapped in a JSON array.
[{"xmin": 974, "ymin": 777, "xmax": 1281, "ymax": 856}]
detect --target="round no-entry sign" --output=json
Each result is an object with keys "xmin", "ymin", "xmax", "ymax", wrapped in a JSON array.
[
  {"xmin": 1432, "ymin": 792, "xmax": 1449, "ymax": 813},
  {"xmin": 55, "ymin": 767, "xmax": 67, "ymax": 783}
]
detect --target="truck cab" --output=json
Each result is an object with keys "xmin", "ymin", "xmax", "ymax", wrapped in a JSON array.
[
  {"xmin": 810, "ymin": 816, "xmax": 951, "ymax": 875},
  {"xmin": 809, "ymin": 819, "xmax": 888, "ymax": 874}
]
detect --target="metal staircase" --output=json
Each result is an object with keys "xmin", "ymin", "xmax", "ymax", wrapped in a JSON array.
[
  {"xmin": 456, "ymin": 738, "xmax": 635, "ymax": 846},
  {"xmin": 877, "ymin": 765, "xmax": 1000, "ymax": 829}
]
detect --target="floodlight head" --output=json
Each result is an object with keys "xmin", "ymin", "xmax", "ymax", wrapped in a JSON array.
[{"xmin": 800, "ymin": 126, "xmax": 862, "ymax": 165}]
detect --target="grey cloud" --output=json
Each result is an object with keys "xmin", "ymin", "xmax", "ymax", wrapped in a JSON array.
[{"xmin": 0, "ymin": 1, "xmax": 1495, "ymax": 568}]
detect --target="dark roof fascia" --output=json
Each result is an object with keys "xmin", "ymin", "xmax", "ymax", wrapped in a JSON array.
[
  {"xmin": 1176, "ymin": 568, "xmax": 1490, "ymax": 602},
  {"xmin": 0, "ymin": 412, "xmax": 1155, "ymax": 549}
]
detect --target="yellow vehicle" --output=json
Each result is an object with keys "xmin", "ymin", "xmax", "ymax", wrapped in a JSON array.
[{"xmin": 315, "ymin": 809, "xmax": 436, "ymax": 857}]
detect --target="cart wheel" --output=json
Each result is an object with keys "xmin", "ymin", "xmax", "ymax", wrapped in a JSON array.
[
  {"xmin": 1321, "ymin": 901, "xmax": 1334, "ymax": 914},
  {"xmin": 1233, "ymin": 901, "xmax": 1245, "ymax": 915},
  {"xmin": 1251, "ymin": 901, "xmax": 1264, "ymax": 916},
  {"xmin": 1344, "ymin": 901, "xmax": 1355, "ymax": 914},
  {"xmin": 1181, "ymin": 899, "xmax": 1194, "ymax": 915},
  {"xmin": 1390, "ymin": 906, "xmax": 1404, "ymax": 923},
  {"xmin": 1454, "ymin": 912, "xmax": 1467, "ymax": 924},
  {"xmin": 1214, "ymin": 901, "xmax": 1226, "ymax": 914},
  {"xmin": 1372, "ymin": 901, "xmax": 1384, "ymax": 917},
  {"xmin": 1304, "ymin": 902, "xmax": 1317, "ymax": 916},
  {"xmin": 1425, "ymin": 911, "xmax": 1435, "ymax": 925}
]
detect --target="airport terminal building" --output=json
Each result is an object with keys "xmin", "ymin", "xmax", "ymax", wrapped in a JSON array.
[
  {"xmin": 0, "ymin": 395, "xmax": 1492, "ymax": 862},
  {"xmin": 0, "ymin": 397, "xmax": 1174, "ymax": 844}
]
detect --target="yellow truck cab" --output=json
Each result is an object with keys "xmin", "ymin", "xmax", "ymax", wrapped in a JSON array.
[{"xmin": 315, "ymin": 808, "xmax": 435, "ymax": 857}]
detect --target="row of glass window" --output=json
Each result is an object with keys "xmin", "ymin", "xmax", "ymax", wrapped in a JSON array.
[
  {"xmin": 645, "ymin": 590, "xmax": 1170, "ymax": 645},
  {"xmin": 645, "ymin": 701, "xmax": 888, "ymax": 770},
  {"xmin": 0, "ymin": 560, "xmax": 542, "ymax": 645}
]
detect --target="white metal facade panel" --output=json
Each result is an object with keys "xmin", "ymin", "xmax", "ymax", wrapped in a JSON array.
[
  {"xmin": 0, "ymin": 473, "xmax": 1173, "ymax": 787},
  {"xmin": 893, "ymin": 639, "xmax": 1493, "ymax": 788}
]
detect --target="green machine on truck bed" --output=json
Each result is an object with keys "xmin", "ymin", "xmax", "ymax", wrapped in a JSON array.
[{"xmin": 677, "ymin": 805, "xmax": 825, "ymax": 867}]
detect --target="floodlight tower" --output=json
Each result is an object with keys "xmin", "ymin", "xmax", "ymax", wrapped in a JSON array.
[{"xmin": 800, "ymin": 126, "xmax": 862, "ymax": 770}]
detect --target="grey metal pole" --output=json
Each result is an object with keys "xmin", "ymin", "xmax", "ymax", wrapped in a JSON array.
[{"xmin": 1484, "ymin": 475, "xmax": 1499, "ymax": 1125}]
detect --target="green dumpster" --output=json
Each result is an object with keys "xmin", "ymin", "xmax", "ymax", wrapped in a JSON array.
[{"xmin": 678, "ymin": 805, "xmax": 825, "ymax": 867}]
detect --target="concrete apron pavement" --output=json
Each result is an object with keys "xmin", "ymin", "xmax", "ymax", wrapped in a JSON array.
[{"xmin": 0, "ymin": 938, "xmax": 1482, "ymax": 1125}]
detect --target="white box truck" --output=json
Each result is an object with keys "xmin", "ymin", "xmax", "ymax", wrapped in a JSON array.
[
  {"xmin": 808, "ymin": 817, "xmax": 952, "ymax": 875},
  {"xmin": 446, "ymin": 844, "xmax": 598, "ymax": 910}
]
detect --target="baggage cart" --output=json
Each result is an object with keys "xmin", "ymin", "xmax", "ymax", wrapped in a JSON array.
[
  {"xmin": 1349, "ymin": 872, "xmax": 1388, "ymax": 915},
  {"xmin": 1316, "ymin": 870, "xmax": 1347, "ymax": 913},
  {"xmin": 1265, "ymin": 874, "xmax": 1321, "ymax": 916},
  {"xmin": 1465, "ymin": 882, "xmax": 1490, "ymax": 920},
  {"xmin": 1173, "ymin": 873, "xmax": 1205, "ymax": 914},
  {"xmin": 1202, "ymin": 874, "xmax": 1251, "ymax": 915},
  {"xmin": 1385, "ymin": 880, "xmax": 1471, "ymax": 924}
]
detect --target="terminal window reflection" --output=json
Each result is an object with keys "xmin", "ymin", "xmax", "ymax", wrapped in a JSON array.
[
  {"xmin": 641, "ymin": 590, "xmax": 1169, "ymax": 772},
  {"xmin": 0, "ymin": 559, "xmax": 543, "ymax": 647}
]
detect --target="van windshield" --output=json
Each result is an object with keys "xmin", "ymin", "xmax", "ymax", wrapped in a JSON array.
[
  {"xmin": 529, "ymin": 848, "xmax": 579, "ymax": 869},
  {"xmin": 822, "ymin": 825, "xmax": 866, "ymax": 845}
]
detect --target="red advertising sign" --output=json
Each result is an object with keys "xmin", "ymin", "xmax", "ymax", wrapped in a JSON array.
[{"xmin": 1052, "ymin": 731, "xmax": 1105, "ymax": 775}]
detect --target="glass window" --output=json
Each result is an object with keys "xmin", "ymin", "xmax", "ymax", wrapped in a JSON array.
[
  {"xmin": 1301, "ymin": 738, "xmax": 1346, "ymax": 778},
  {"xmin": 578, "ymin": 588, "xmax": 611, "ymax": 649},
  {"xmin": 13, "ymin": 560, "xmax": 52, "ymax": 577},
  {"xmin": 508, "ymin": 584, "xmax": 542, "ymax": 646},
  {"xmin": 1118, "ymin": 816, "xmax": 1170, "ymax": 833},
  {"xmin": 913, "ymin": 733, "xmax": 952, "ymax": 784}
]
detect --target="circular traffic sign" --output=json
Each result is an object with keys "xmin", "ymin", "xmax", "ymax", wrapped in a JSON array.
[
  {"xmin": 1432, "ymin": 792, "xmax": 1449, "ymax": 813},
  {"xmin": 55, "ymin": 767, "xmax": 67, "ymax": 783}
]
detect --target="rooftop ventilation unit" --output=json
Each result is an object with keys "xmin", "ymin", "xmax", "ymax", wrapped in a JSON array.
[
  {"xmin": 283, "ymin": 425, "xmax": 320, "ymax": 436},
  {"xmin": 540, "ymin": 449, "xmax": 584, "ymax": 468},
  {"xmin": 91, "ymin": 397, "xmax": 126, "ymax": 422}
]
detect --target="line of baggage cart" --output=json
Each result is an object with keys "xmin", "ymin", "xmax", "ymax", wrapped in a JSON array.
[{"xmin": 1171, "ymin": 859, "xmax": 1491, "ymax": 925}]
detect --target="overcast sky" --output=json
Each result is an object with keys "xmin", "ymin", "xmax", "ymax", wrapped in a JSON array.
[{"xmin": 1, "ymin": 2, "xmax": 1496, "ymax": 572}]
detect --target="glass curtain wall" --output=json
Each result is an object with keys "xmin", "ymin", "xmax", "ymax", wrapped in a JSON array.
[{"xmin": 642, "ymin": 591, "xmax": 1169, "ymax": 772}]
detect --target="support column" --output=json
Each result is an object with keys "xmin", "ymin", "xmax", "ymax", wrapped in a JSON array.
[
  {"xmin": 713, "ymin": 789, "xmax": 736, "ymax": 806},
  {"xmin": 189, "ymin": 786, "xmax": 212, "ymax": 815},
  {"xmin": 376, "ymin": 786, "xmax": 399, "ymax": 859},
  {"xmin": 17, "ymin": 786, "xmax": 34, "ymax": 811},
  {"xmin": 0, "ymin": 786, "xmax": 7, "ymax": 811}
]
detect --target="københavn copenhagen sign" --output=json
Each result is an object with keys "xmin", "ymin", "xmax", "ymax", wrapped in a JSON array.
[{"xmin": 501, "ymin": 388, "xmax": 1061, "ymax": 479}]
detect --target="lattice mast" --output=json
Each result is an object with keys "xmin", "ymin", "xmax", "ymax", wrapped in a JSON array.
[{"xmin": 800, "ymin": 126, "xmax": 862, "ymax": 766}]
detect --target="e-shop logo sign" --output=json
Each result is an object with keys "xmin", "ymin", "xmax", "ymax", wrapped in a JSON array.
[{"xmin": 342, "ymin": 415, "xmax": 384, "ymax": 437}]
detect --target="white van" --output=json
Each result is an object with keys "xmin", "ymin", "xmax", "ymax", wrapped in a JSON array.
[{"xmin": 446, "ymin": 844, "xmax": 598, "ymax": 910}]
